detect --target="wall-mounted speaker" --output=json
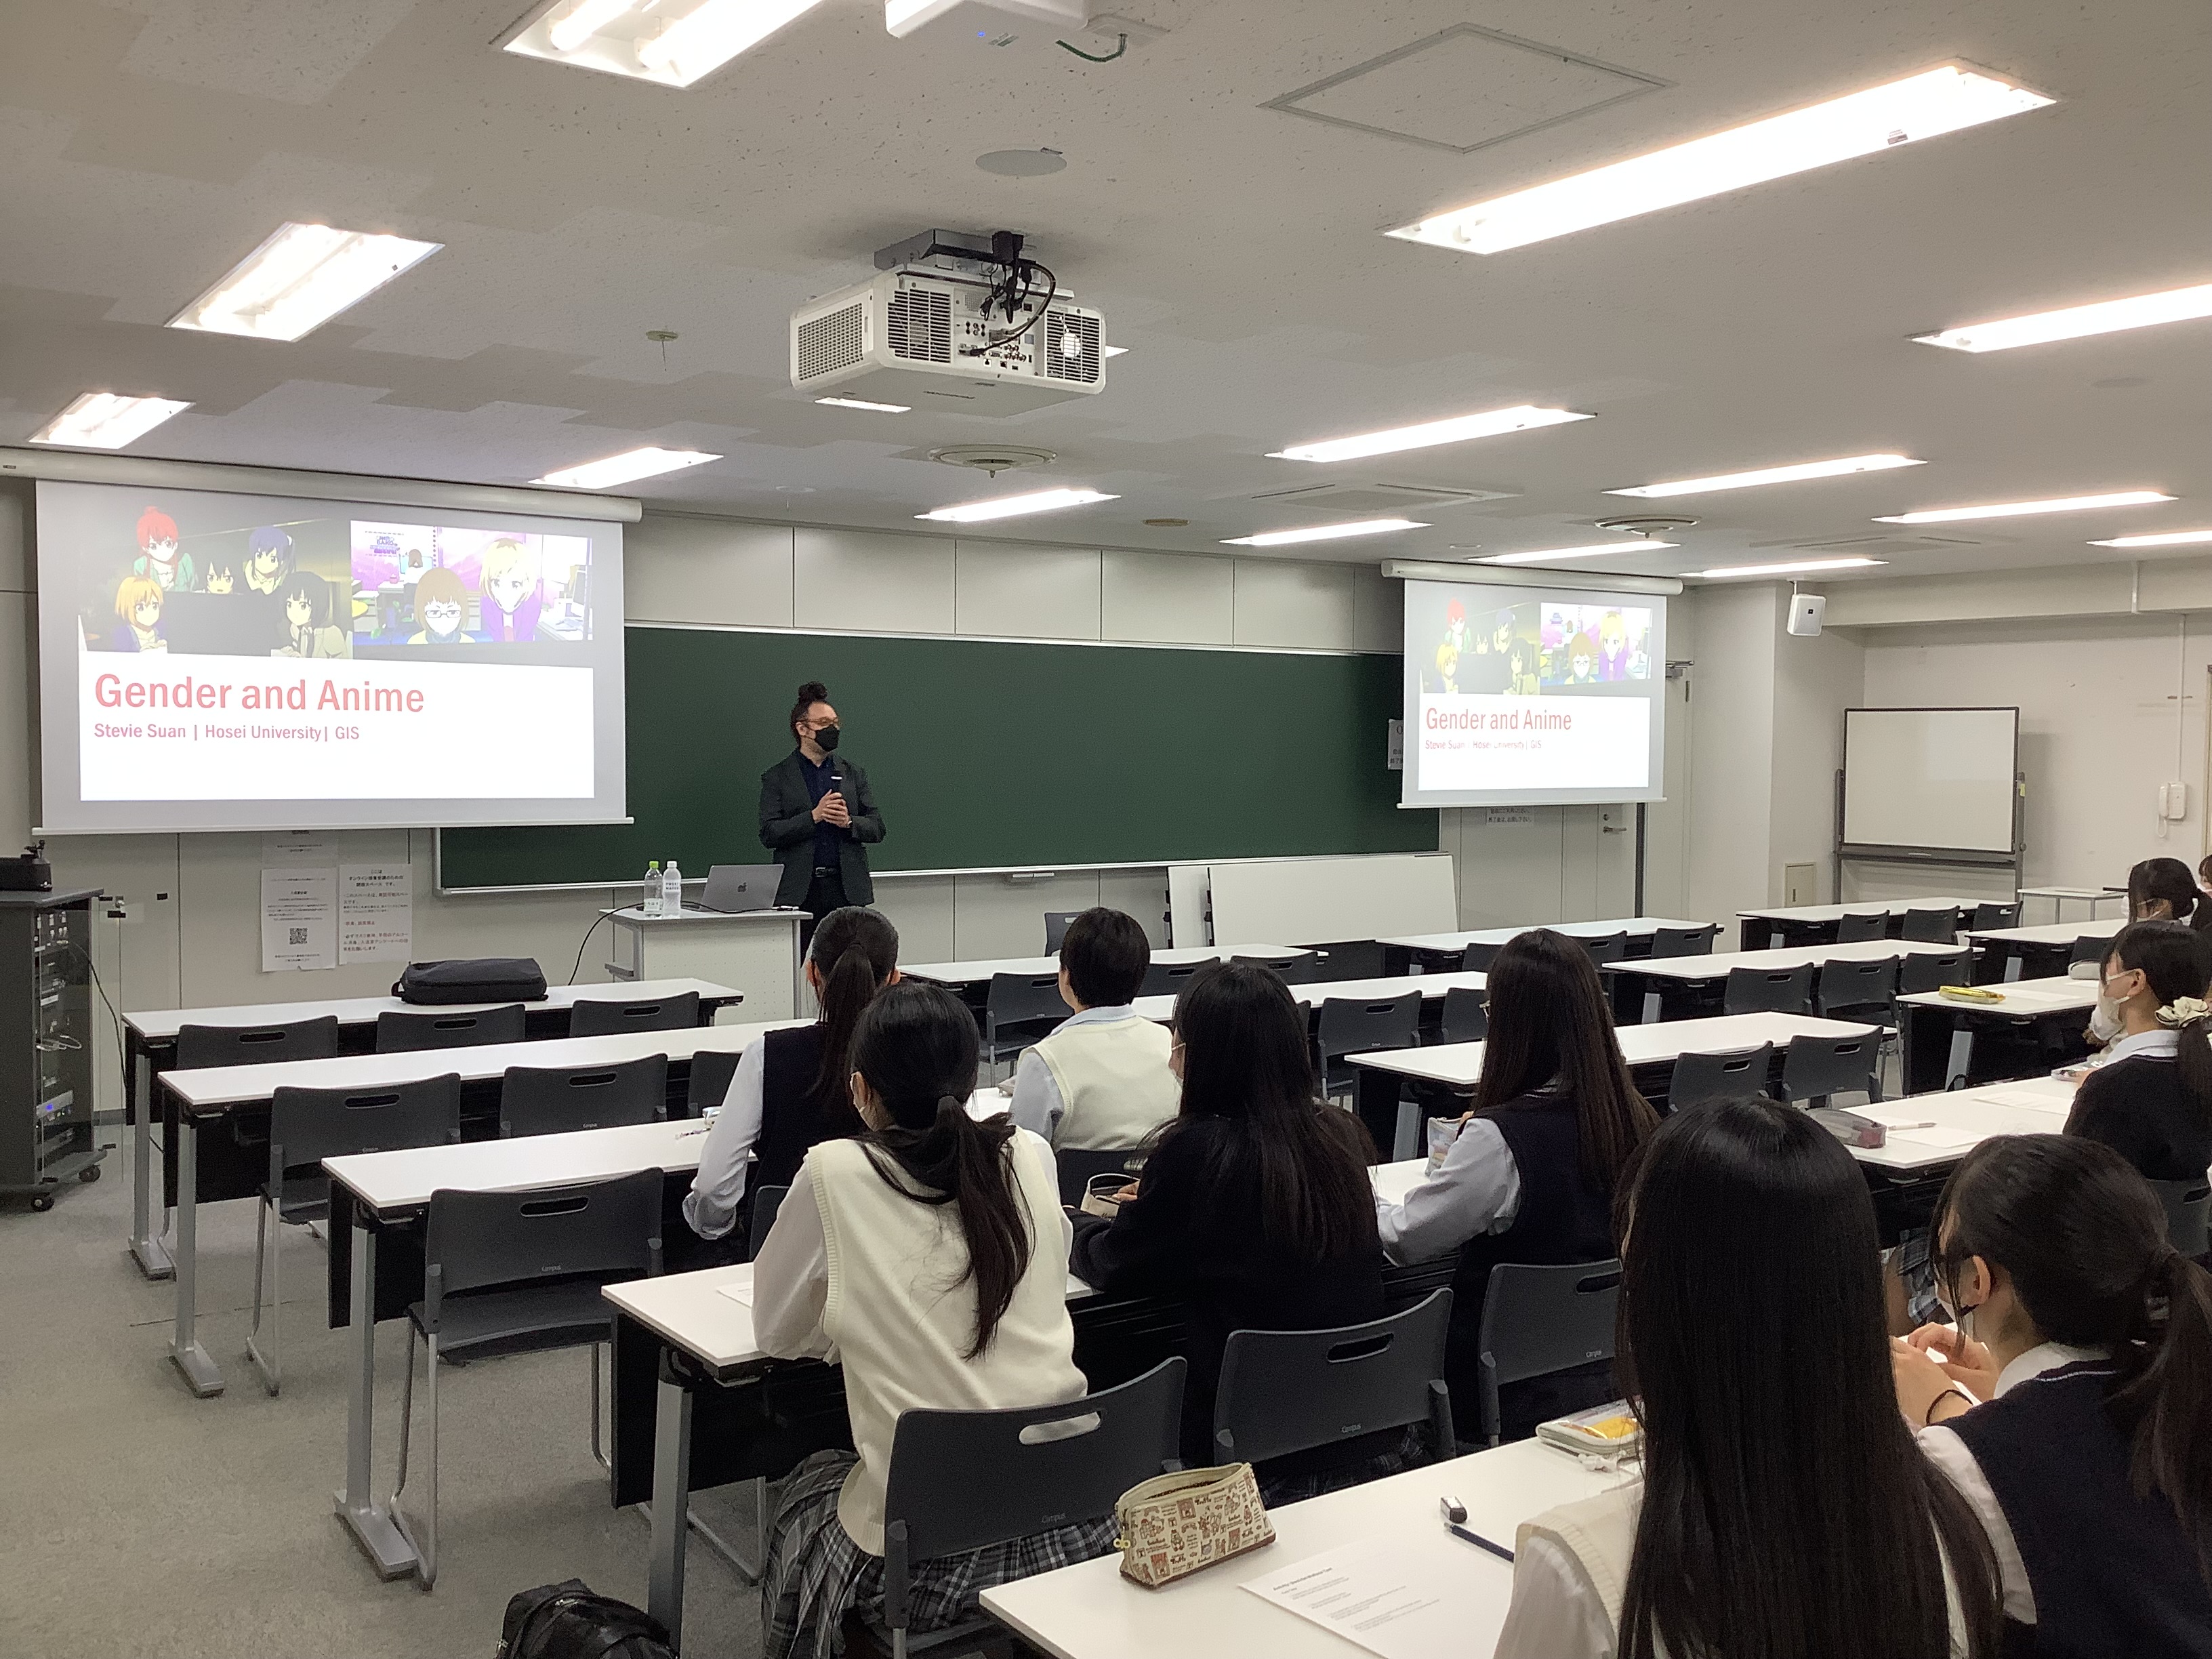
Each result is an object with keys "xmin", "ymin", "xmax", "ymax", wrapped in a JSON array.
[{"xmin": 1786, "ymin": 592, "xmax": 1827, "ymax": 637}]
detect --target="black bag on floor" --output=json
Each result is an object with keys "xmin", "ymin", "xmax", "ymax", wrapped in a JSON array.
[
  {"xmin": 497, "ymin": 1579, "xmax": 674, "ymax": 1659},
  {"xmin": 393, "ymin": 956, "xmax": 548, "ymax": 1004}
]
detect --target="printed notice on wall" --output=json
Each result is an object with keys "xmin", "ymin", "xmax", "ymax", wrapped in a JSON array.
[
  {"xmin": 261, "ymin": 867, "xmax": 337, "ymax": 972},
  {"xmin": 339, "ymin": 863, "xmax": 413, "ymax": 964}
]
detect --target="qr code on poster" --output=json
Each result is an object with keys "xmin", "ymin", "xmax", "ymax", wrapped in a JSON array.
[{"xmin": 289, "ymin": 927, "xmax": 308, "ymax": 945}]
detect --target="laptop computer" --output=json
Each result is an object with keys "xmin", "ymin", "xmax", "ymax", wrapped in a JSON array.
[{"xmin": 697, "ymin": 863, "xmax": 784, "ymax": 914}]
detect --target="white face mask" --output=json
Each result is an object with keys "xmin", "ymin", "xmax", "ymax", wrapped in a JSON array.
[{"xmin": 2091, "ymin": 989, "xmax": 2125, "ymax": 1042}]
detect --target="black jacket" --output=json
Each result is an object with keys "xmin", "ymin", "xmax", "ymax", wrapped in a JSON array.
[
  {"xmin": 757, "ymin": 750, "xmax": 884, "ymax": 907},
  {"xmin": 2066, "ymin": 1054, "xmax": 2212, "ymax": 1183}
]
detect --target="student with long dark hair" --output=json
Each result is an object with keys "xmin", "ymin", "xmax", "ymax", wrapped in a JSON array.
[
  {"xmin": 2067, "ymin": 920, "xmax": 2212, "ymax": 1187},
  {"xmin": 685, "ymin": 906, "xmax": 899, "ymax": 1243},
  {"xmin": 1893, "ymin": 1134, "xmax": 2212, "ymax": 1651},
  {"xmin": 1070, "ymin": 962, "xmax": 1387, "ymax": 1477},
  {"xmin": 1498, "ymin": 1099, "xmax": 2001, "ymax": 1658},
  {"xmin": 754, "ymin": 981, "xmax": 1096, "ymax": 1659},
  {"xmin": 2129, "ymin": 857, "xmax": 2212, "ymax": 930},
  {"xmin": 1376, "ymin": 927, "xmax": 1658, "ymax": 1439}
]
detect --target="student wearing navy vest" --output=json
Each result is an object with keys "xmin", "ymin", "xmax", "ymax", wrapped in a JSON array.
[
  {"xmin": 1894, "ymin": 1134, "xmax": 2212, "ymax": 1657},
  {"xmin": 2067, "ymin": 921, "xmax": 2212, "ymax": 1201},
  {"xmin": 1375, "ymin": 927, "xmax": 1658, "ymax": 1442},
  {"xmin": 683, "ymin": 906, "xmax": 899, "ymax": 1246}
]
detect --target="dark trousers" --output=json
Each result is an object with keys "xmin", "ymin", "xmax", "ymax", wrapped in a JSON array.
[{"xmin": 799, "ymin": 867, "xmax": 850, "ymax": 953}]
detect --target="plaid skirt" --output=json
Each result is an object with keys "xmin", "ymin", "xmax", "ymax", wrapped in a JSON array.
[{"xmin": 762, "ymin": 1450, "xmax": 1120, "ymax": 1659}]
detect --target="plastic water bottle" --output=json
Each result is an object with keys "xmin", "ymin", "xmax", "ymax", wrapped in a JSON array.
[
  {"xmin": 643, "ymin": 860, "xmax": 663, "ymax": 918},
  {"xmin": 663, "ymin": 859, "xmax": 684, "ymax": 914}
]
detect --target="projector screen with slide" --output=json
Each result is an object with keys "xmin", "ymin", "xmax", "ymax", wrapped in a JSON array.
[
  {"xmin": 1841, "ymin": 706, "xmax": 2018, "ymax": 857},
  {"xmin": 35, "ymin": 479, "xmax": 628, "ymax": 834},
  {"xmin": 1400, "ymin": 576, "xmax": 1666, "ymax": 808}
]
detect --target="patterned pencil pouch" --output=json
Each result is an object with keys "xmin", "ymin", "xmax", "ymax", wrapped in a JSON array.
[{"xmin": 1113, "ymin": 1463, "xmax": 1275, "ymax": 1587}]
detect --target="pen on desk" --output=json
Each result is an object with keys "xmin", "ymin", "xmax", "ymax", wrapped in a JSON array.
[
  {"xmin": 1439, "ymin": 1496, "xmax": 1515, "ymax": 1563},
  {"xmin": 1885, "ymin": 1121, "xmax": 1938, "ymax": 1131}
]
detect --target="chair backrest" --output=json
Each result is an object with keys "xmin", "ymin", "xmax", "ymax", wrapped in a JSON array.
[
  {"xmin": 1213, "ymin": 1289, "xmax": 1453, "ymax": 1465},
  {"xmin": 2070, "ymin": 934, "xmax": 2113, "ymax": 966},
  {"xmin": 1309, "ymin": 940, "xmax": 1384, "ymax": 981},
  {"xmin": 1897, "ymin": 948, "xmax": 1973, "ymax": 996},
  {"xmin": 268, "ymin": 1073, "xmax": 462, "ymax": 1195},
  {"xmin": 1779, "ymin": 1032, "xmax": 1880, "ymax": 1105},
  {"xmin": 1237, "ymin": 951, "xmax": 1319, "ymax": 984},
  {"xmin": 1834, "ymin": 912, "xmax": 1891, "ymax": 943},
  {"xmin": 1649, "ymin": 925, "xmax": 1717, "ymax": 959},
  {"xmin": 1439, "ymin": 985, "xmax": 1488, "ymax": 1045},
  {"xmin": 1721, "ymin": 962, "xmax": 1815, "ymax": 1016},
  {"xmin": 176, "ymin": 1015, "xmax": 341, "ymax": 1071},
  {"xmin": 746, "ymin": 1182, "xmax": 790, "ymax": 1262},
  {"xmin": 1578, "ymin": 932, "xmax": 1629, "ymax": 966},
  {"xmin": 1971, "ymin": 902, "xmax": 2022, "ymax": 930},
  {"xmin": 374, "ymin": 1004, "xmax": 527, "ymax": 1054},
  {"xmin": 1475, "ymin": 1261, "xmax": 1621, "ymax": 1444},
  {"xmin": 1315, "ymin": 991, "xmax": 1422, "ymax": 1063},
  {"xmin": 568, "ymin": 990, "xmax": 701, "ymax": 1038},
  {"xmin": 2151, "ymin": 1176, "xmax": 2211, "ymax": 1258},
  {"xmin": 499, "ymin": 1053, "xmax": 670, "ymax": 1136},
  {"xmin": 880, "ymin": 1357, "xmax": 1186, "ymax": 1571},
  {"xmin": 1816, "ymin": 955, "xmax": 1900, "ymax": 1014},
  {"xmin": 1054, "ymin": 1146, "xmax": 1148, "ymax": 1208},
  {"xmin": 1044, "ymin": 911, "xmax": 1080, "ymax": 953},
  {"xmin": 686, "ymin": 1047, "xmax": 743, "ymax": 1117},
  {"xmin": 1460, "ymin": 941, "xmax": 1501, "ymax": 971},
  {"xmin": 1900, "ymin": 906, "xmax": 1962, "ymax": 943},
  {"xmin": 421, "ymin": 1167, "xmax": 665, "ymax": 1326},
  {"xmin": 1139, "ymin": 959, "xmax": 1206, "ymax": 998},
  {"xmin": 1665, "ymin": 1043, "xmax": 1772, "ymax": 1112},
  {"xmin": 985, "ymin": 972, "xmax": 1067, "ymax": 1037}
]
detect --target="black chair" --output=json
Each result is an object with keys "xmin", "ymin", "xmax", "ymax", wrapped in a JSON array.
[
  {"xmin": 1897, "ymin": 949, "xmax": 1973, "ymax": 996},
  {"xmin": 1055, "ymin": 1147, "xmax": 1148, "ymax": 1209},
  {"xmin": 870, "ymin": 1358, "xmax": 1186, "ymax": 1658},
  {"xmin": 375, "ymin": 1004, "xmax": 527, "ymax": 1054},
  {"xmin": 2070, "ymin": 935, "xmax": 2112, "ymax": 967},
  {"xmin": 1213, "ymin": 1289, "xmax": 1455, "ymax": 1466},
  {"xmin": 1238, "ymin": 951, "xmax": 1319, "ymax": 984},
  {"xmin": 2151, "ymin": 1176, "xmax": 2211, "ymax": 1259},
  {"xmin": 1438, "ymin": 986, "xmax": 1488, "ymax": 1044},
  {"xmin": 1578, "ymin": 932, "xmax": 1629, "ymax": 966},
  {"xmin": 1460, "ymin": 941, "xmax": 1502, "ymax": 971},
  {"xmin": 1900, "ymin": 907, "xmax": 1962, "ymax": 944},
  {"xmin": 1139, "ymin": 959, "xmax": 1207, "ymax": 999},
  {"xmin": 1816, "ymin": 956, "xmax": 1900, "ymax": 1020},
  {"xmin": 390, "ymin": 1168, "xmax": 665, "ymax": 1589},
  {"xmin": 1970, "ymin": 902, "xmax": 2022, "ymax": 930},
  {"xmin": 686, "ymin": 1047, "xmax": 743, "ymax": 1118},
  {"xmin": 249, "ymin": 1073, "xmax": 462, "ymax": 1394},
  {"xmin": 1664, "ymin": 1043, "xmax": 1772, "ymax": 1112},
  {"xmin": 1778, "ymin": 1032, "xmax": 1882, "ymax": 1107},
  {"xmin": 567, "ymin": 991, "xmax": 701, "ymax": 1038},
  {"xmin": 176, "ymin": 1015, "xmax": 341, "ymax": 1071},
  {"xmin": 746, "ymin": 1182, "xmax": 790, "ymax": 1263},
  {"xmin": 1316, "ymin": 991, "xmax": 1422, "ymax": 1099},
  {"xmin": 983, "ymin": 972, "xmax": 1067, "ymax": 1068},
  {"xmin": 1473, "ymin": 1261, "xmax": 1621, "ymax": 1447},
  {"xmin": 1834, "ymin": 913, "xmax": 1892, "ymax": 943},
  {"xmin": 500, "ymin": 1054, "xmax": 669, "ymax": 1136},
  {"xmin": 1309, "ymin": 941, "xmax": 1384, "ymax": 981},
  {"xmin": 1043, "ymin": 912, "xmax": 1081, "ymax": 953},
  {"xmin": 1722, "ymin": 962, "xmax": 1815, "ymax": 1016},
  {"xmin": 1648, "ymin": 925, "xmax": 1718, "ymax": 959}
]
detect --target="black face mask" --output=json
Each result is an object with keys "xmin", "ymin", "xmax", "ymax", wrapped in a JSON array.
[{"xmin": 812, "ymin": 724, "xmax": 841, "ymax": 752}]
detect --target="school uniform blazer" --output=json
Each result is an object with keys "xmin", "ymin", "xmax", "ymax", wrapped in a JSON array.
[{"xmin": 758, "ymin": 751, "xmax": 885, "ymax": 907}]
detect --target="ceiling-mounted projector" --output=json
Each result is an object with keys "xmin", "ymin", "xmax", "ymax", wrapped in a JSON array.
[{"xmin": 790, "ymin": 229, "xmax": 1106, "ymax": 415}]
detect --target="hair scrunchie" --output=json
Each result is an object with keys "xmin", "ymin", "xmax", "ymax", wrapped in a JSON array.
[{"xmin": 2156, "ymin": 996, "xmax": 2212, "ymax": 1029}]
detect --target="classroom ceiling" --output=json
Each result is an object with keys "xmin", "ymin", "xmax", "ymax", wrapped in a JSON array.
[{"xmin": 1, "ymin": 0, "xmax": 2208, "ymax": 586}]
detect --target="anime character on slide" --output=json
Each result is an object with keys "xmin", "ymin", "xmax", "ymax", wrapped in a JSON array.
[
  {"xmin": 131, "ymin": 508, "xmax": 194, "ymax": 592},
  {"xmin": 478, "ymin": 538, "xmax": 544, "ymax": 642}
]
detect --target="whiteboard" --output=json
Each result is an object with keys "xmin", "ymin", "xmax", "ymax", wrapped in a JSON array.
[
  {"xmin": 1206, "ymin": 853, "xmax": 1458, "ymax": 946},
  {"xmin": 1841, "ymin": 708, "xmax": 2018, "ymax": 855}
]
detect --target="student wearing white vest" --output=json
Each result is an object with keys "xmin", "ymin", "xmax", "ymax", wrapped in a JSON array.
[
  {"xmin": 1495, "ymin": 1099, "xmax": 2002, "ymax": 1659},
  {"xmin": 752, "ymin": 981, "xmax": 1105, "ymax": 1659},
  {"xmin": 1008, "ymin": 906, "xmax": 1179, "ymax": 1151}
]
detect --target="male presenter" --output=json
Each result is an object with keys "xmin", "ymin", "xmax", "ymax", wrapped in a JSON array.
[{"xmin": 758, "ymin": 679, "xmax": 884, "ymax": 944}]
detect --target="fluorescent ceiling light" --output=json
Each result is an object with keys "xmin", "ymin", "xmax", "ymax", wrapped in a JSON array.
[
  {"xmin": 1477, "ymin": 539, "xmax": 1679, "ymax": 566},
  {"xmin": 815, "ymin": 396, "xmax": 911, "ymax": 413},
  {"xmin": 1221, "ymin": 519, "xmax": 1428, "ymax": 548},
  {"xmin": 166, "ymin": 223, "xmax": 441, "ymax": 343},
  {"xmin": 534, "ymin": 447, "xmax": 720, "ymax": 489},
  {"xmin": 916, "ymin": 487, "xmax": 1117, "ymax": 524},
  {"xmin": 1389, "ymin": 65, "xmax": 2051, "ymax": 255},
  {"xmin": 636, "ymin": 0, "xmax": 826, "ymax": 85},
  {"xmin": 1915, "ymin": 281, "xmax": 2212, "ymax": 352},
  {"xmin": 547, "ymin": 0, "xmax": 634, "ymax": 52},
  {"xmin": 1607, "ymin": 453, "xmax": 1922, "ymax": 498},
  {"xmin": 1270, "ymin": 405, "xmax": 1591, "ymax": 464},
  {"xmin": 2089, "ymin": 529, "xmax": 2212, "ymax": 549},
  {"xmin": 506, "ymin": 0, "xmax": 827, "ymax": 87},
  {"xmin": 30, "ymin": 392, "xmax": 192, "ymax": 449},
  {"xmin": 1696, "ymin": 557, "xmax": 1887, "ymax": 579},
  {"xmin": 1875, "ymin": 490, "xmax": 2173, "ymax": 524}
]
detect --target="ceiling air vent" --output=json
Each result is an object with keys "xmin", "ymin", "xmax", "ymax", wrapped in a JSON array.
[{"xmin": 1247, "ymin": 480, "xmax": 1514, "ymax": 515}]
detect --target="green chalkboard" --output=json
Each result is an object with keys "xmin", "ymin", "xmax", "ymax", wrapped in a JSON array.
[{"xmin": 437, "ymin": 626, "xmax": 1433, "ymax": 889}]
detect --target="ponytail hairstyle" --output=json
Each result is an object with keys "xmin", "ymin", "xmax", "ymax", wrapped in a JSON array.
[
  {"xmin": 805, "ymin": 905, "xmax": 899, "ymax": 1121},
  {"xmin": 850, "ymin": 981, "xmax": 1033, "ymax": 1359},
  {"xmin": 1932, "ymin": 1134, "xmax": 2212, "ymax": 1582},
  {"xmin": 2129, "ymin": 857, "xmax": 2212, "ymax": 930},
  {"xmin": 2102, "ymin": 920, "xmax": 2212, "ymax": 1142},
  {"xmin": 790, "ymin": 678, "xmax": 830, "ymax": 743}
]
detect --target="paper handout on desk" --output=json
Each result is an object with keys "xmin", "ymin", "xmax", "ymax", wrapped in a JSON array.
[
  {"xmin": 716, "ymin": 1283, "xmax": 754, "ymax": 1308},
  {"xmin": 1864, "ymin": 1115, "xmax": 1988, "ymax": 1151},
  {"xmin": 1242, "ymin": 1528, "xmax": 1513, "ymax": 1659},
  {"xmin": 1978, "ymin": 1084, "xmax": 2075, "ymax": 1114}
]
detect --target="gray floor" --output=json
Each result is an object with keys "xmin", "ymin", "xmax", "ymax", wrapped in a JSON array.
[{"xmin": 2, "ymin": 1131, "xmax": 764, "ymax": 1658}]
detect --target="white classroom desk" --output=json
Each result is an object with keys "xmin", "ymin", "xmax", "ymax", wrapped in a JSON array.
[
  {"xmin": 1349, "ymin": 1011, "xmax": 1878, "ymax": 1091},
  {"xmin": 904, "ymin": 944, "xmax": 1301, "ymax": 989},
  {"xmin": 1893, "ymin": 977, "xmax": 2094, "ymax": 1091},
  {"xmin": 1736, "ymin": 897, "xmax": 1968, "ymax": 949},
  {"xmin": 1380, "ymin": 916, "xmax": 1715, "ymax": 957},
  {"xmin": 605, "ymin": 905, "xmax": 806, "ymax": 1019},
  {"xmin": 1610, "ymin": 937, "xmax": 1969, "ymax": 1022},
  {"xmin": 119, "ymin": 977, "xmax": 740, "ymax": 1282},
  {"xmin": 1966, "ymin": 917, "xmax": 2123, "ymax": 981},
  {"xmin": 1129, "ymin": 969, "xmax": 1488, "ymax": 1024},
  {"xmin": 2015, "ymin": 883, "xmax": 2126, "ymax": 923},
  {"xmin": 1851, "ymin": 1075, "xmax": 2077, "ymax": 1175},
  {"xmin": 155, "ymin": 1017, "xmax": 800, "ymax": 1401},
  {"xmin": 981, "ymin": 1436, "xmax": 1634, "ymax": 1659}
]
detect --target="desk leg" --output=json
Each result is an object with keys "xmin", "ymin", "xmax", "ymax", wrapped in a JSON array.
[
  {"xmin": 168, "ymin": 1118, "xmax": 224, "ymax": 1397},
  {"xmin": 129, "ymin": 1050, "xmax": 173, "ymax": 1279},
  {"xmin": 1639, "ymin": 990, "xmax": 1662, "ymax": 1025},
  {"xmin": 335, "ymin": 1219, "xmax": 419, "ymax": 1580},
  {"xmin": 647, "ymin": 1375, "xmax": 695, "ymax": 1650}
]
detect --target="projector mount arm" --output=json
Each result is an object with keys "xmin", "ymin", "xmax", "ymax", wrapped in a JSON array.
[{"xmin": 871, "ymin": 228, "xmax": 1059, "ymax": 355}]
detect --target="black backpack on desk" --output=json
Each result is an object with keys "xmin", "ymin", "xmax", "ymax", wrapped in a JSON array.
[
  {"xmin": 497, "ymin": 1580, "xmax": 674, "ymax": 1659},
  {"xmin": 391, "ymin": 957, "xmax": 548, "ymax": 1004}
]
